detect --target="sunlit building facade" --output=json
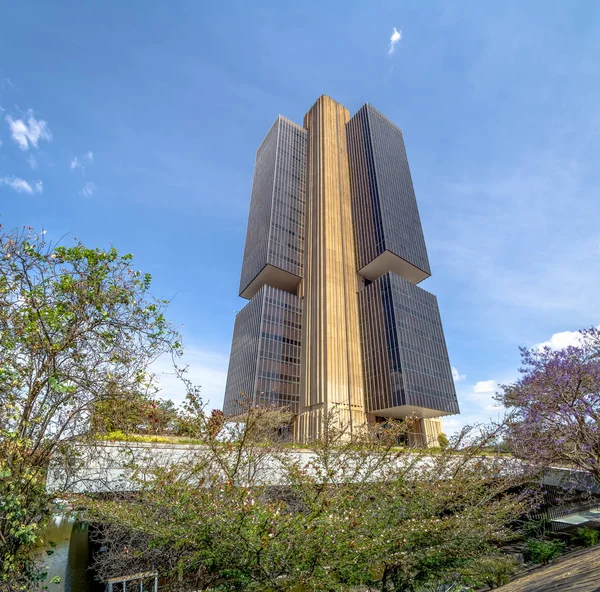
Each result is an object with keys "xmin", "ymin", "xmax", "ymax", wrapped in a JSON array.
[{"xmin": 223, "ymin": 96, "xmax": 459, "ymax": 444}]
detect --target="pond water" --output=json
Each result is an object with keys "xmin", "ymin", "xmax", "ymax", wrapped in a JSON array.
[{"xmin": 37, "ymin": 515, "xmax": 103, "ymax": 592}]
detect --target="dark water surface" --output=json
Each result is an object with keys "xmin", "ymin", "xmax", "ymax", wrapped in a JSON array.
[{"xmin": 37, "ymin": 515, "xmax": 102, "ymax": 592}]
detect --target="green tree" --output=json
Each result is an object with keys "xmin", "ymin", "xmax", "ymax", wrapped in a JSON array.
[
  {"xmin": 0, "ymin": 225, "xmax": 181, "ymax": 589},
  {"xmin": 91, "ymin": 388, "xmax": 181, "ymax": 436}
]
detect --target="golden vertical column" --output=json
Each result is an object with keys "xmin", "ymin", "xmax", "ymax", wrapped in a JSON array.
[{"xmin": 297, "ymin": 96, "xmax": 366, "ymax": 440}]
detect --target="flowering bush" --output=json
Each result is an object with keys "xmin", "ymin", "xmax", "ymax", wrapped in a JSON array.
[
  {"xmin": 85, "ymin": 412, "xmax": 536, "ymax": 591},
  {"xmin": 499, "ymin": 327, "xmax": 600, "ymax": 482}
]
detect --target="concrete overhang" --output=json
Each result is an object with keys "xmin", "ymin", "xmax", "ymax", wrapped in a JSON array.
[
  {"xmin": 358, "ymin": 250, "xmax": 429, "ymax": 285},
  {"xmin": 371, "ymin": 404, "xmax": 454, "ymax": 419},
  {"xmin": 240, "ymin": 264, "xmax": 301, "ymax": 299}
]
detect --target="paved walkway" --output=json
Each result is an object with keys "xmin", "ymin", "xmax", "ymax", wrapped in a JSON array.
[{"xmin": 496, "ymin": 545, "xmax": 600, "ymax": 591}]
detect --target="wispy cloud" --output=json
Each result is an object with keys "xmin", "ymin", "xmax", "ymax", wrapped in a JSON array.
[
  {"xmin": 6, "ymin": 109, "xmax": 52, "ymax": 150},
  {"xmin": 151, "ymin": 346, "xmax": 229, "ymax": 410},
  {"xmin": 79, "ymin": 181, "xmax": 97, "ymax": 197},
  {"xmin": 70, "ymin": 150, "xmax": 93, "ymax": 172},
  {"xmin": 430, "ymin": 149, "xmax": 600, "ymax": 343},
  {"xmin": 388, "ymin": 27, "xmax": 402, "ymax": 55},
  {"xmin": 27, "ymin": 154, "xmax": 37, "ymax": 169},
  {"xmin": 451, "ymin": 366, "xmax": 466, "ymax": 381},
  {"xmin": 0, "ymin": 176, "xmax": 43, "ymax": 194}
]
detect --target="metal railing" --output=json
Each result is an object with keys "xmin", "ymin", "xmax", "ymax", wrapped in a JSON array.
[{"xmin": 106, "ymin": 571, "xmax": 158, "ymax": 592}]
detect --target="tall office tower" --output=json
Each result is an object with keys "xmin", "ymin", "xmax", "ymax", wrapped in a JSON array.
[{"xmin": 223, "ymin": 96, "xmax": 459, "ymax": 445}]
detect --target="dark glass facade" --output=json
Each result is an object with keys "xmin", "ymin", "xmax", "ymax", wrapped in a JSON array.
[
  {"xmin": 358, "ymin": 273, "xmax": 459, "ymax": 416},
  {"xmin": 347, "ymin": 104, "xmax": 431, "ymax": 280},
  {"xmin": 239, "ymin": 116, "xmax": 307, "ymax": 298},
  {"xmin": 224, "ymin": 97, "xmax": 459, "ymax": 435},
  {"xmin": 223, "ymin": 285, "xmax": 302, "ymax": 416}
]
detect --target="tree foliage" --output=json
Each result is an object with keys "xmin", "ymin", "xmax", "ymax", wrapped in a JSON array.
[
  {"xmin": 437, "ymin": 432, "xmax": 449, "ymax": 449},
  {"xmin": 499, "ymin": 327, "xmax": 600, "ymax": 482},
  {"xmin": 0, "ymin": 225, "xmax": 180, "ymax": 588},
  {"xmin": 91, "ymin": 388, "xmax": 182, "ymax": 436},
  {"xmin": 85, "ymin": 406, "xmax": 536, "ymax": 591}
]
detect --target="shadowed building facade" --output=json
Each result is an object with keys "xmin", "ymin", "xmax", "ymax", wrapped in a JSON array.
[{"xmin": 223, "ymin": 96, "xmax": 459, "ymax": 444}]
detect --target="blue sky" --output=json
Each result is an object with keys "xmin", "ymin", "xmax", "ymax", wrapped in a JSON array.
[{"xmin": 1, "ymin": 1, "xmax": 599, "ymax": 434}]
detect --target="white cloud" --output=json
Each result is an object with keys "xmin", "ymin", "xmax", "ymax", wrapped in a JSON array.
[
  {"xmin": 469, "ymin": 380, "xmax": 503, "ymax": 413},
  {"xmin": 27, "ymin": 154, "xmax": 37, "ymax": 169},
  {"xmin": 473, "ymin": 379, "xmax": 496, "ymax": 394},
  {"xmin": 441, "ymin": 378, "xmax": 507, "ymax": 436},
  {"xmin": 440, "ymin": 415, "xmax": 467, "ymax": 436},
  {"xmin": 70, "ymin": 156, "xmax": 80, "ymax": 170},
  {"xmin": 0, "ymin": 177, "xmax": 32, "ymax": 193},
  {"xmin": 534, "ymin": 325, "xmax": 600, "ymax": 351},
  {"xmin": 388, "ymin": 27, "xmax": 402, "ymax": 55},
  {"xmin": 451, "ymin": 366, "xmax": 465, "ymax": 381},
  {"xmin": 0, "ymin": 176, "xmax": 43, "ymax": 194},
  {"xmin": 86, "ymin": 151, "xmax": 93, "ymax": 162},
  {"xmin": 79, "ymin": 181, "xmax": 96, "ymax": 197},
  {"xmin": 535, "ymin": 329, "xmax": 583, "ymax": 350},
  {"xmin": 6, "ymin": 110, "xmax": 52, "ymax": 150}
]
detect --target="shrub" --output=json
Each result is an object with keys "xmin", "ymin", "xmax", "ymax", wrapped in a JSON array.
[
  {"xmin": 86, "ymin": 411, "xmax": 535, "ymax": 591},
  {"xmin": 521, "ymin": 517, "xmax": 550, "ymax": 539},
  {"xmin": 523, "ymin": 539, "xmax": 565, "ymax": 564},
  {"xmin": 100, "ymin": 431, "xmax": 204, "ymax": 445},
  {"xmin": 574, "ymin": 527, "xmax": 600, "ymax": 547},
  {"xmin": 438, "ymin": 433, "xmax": 449, "ymax": 449},
  {"xmin": 461, "ymin": 554, "xmax": 521, "ymax": 589}
]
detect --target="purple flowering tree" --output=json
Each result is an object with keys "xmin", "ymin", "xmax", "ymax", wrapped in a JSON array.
[{"xmin": 499, "ymin": 327, "xmax": 600, "ymax": 482}]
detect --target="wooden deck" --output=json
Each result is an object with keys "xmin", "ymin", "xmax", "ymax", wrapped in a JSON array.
[{"xmin": 496, "ymin": 545, "xmax": 600, "ymax": 591}]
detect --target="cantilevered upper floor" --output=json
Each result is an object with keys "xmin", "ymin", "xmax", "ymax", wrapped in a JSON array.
[
  {"xmin": 238, "ymin": 116, "xmax": 307, "ymax": 299},
  {"xmin": 358, "ymin": 272, "xmax": 459, "ymax": 418},
  {"xmin": 347, "ymin": 104, "xmax": 431, "ymax": 285}
]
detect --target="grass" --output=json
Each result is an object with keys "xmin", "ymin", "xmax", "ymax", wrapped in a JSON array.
[{"xmin": 97, "ymin": 430, "xmax": 205, "ymax": 445}]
